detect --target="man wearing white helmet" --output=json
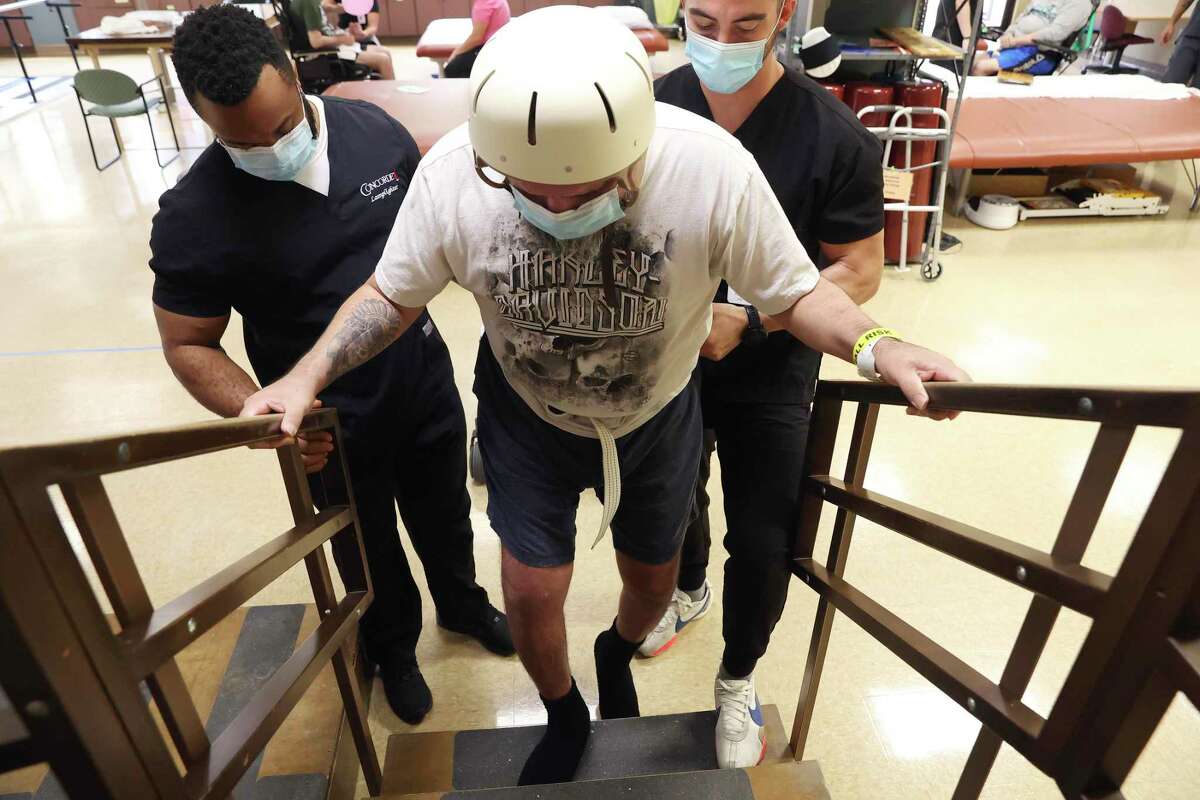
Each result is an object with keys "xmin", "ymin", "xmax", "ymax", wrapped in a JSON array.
[{"xmin": 241, "ymin": 5, "xmax": 968, "ymax": 785}]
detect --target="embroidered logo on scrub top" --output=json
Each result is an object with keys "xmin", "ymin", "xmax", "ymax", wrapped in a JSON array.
[{"xmin": 360, "ymin": 170, "xmax": 401, "ymax": 203}]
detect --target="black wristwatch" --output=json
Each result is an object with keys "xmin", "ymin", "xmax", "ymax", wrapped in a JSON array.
[{"xmin": 741, "ymin": 305, "xmax": 768, "ymax": 347}]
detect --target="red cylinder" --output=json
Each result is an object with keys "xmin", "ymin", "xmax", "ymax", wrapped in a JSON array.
[
  {"xmin": 884, "ymin": 80, "xmax": 945, "ymax": 265},
  {"xmin": 843, "ymin": 82, "xmax": 894, "ymax": 128},
  {"xmin": 817, "ymin": 81, "xmax": 845, "ymax": 102}
]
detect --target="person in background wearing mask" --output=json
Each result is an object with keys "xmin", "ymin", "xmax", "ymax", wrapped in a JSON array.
[
  {"xmin": 652, "ymin": 0, "xmax": 885, "ymax": 769},
  {"xmin": 290, "ymin": 0, "xmax": 395, "ymax": 79},
  {"xmin": 327, "ymin": 0, "xmax": 382, "ymax": 46},
  {"xmin": 239, "ymin": 7, "xmax": 967, "ymax": 786},
  {"xmin": 148, "ymin": 5, "xmax": 513, "ymax": 726},
  {"xmin": 1161, "ymin": 0, "xmax": 1200, "ymax": 87},
  {"xmin": 444, "ymin": 0, "xmax": 511, "ymax": 78}
]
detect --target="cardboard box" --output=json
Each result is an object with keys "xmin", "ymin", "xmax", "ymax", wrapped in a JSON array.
[
  {"xmin": 1048, "ymin": 164, "xmax": 1139, "ymax": 188},
  {"xmin": 968, "ymin": 168, "xmax": 1049, "ymax": 198}
]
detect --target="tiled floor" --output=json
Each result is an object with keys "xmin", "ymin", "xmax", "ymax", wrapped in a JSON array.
[{"xmin": 2, "ymin": 41, "xmax": 1198, "ymax": 800}]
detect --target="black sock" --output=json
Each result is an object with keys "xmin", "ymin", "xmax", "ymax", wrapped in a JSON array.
[
  {"xmin": 594, "ymin": 621, "xmax": 642, "ymax": 719},
  {"xmin": 518, "ymin": 679, "xmax": 591, "ymax": 786}
]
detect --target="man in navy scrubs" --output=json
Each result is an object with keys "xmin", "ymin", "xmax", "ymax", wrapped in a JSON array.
[
  {"xmin": 147, "ymin": 4, "xmax": 512, "ymax": 725},
  {"xmin": 649, "ymin": 0, "xmax": 885, "ymax": 768}
]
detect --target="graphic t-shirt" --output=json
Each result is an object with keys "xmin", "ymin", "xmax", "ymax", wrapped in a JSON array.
[{"xmin": 374, "ymin": 102, "xmax": 819, "ymax": 439}]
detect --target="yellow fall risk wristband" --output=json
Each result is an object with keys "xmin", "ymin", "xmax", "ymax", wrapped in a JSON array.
[{"xmin": 852, "ymin": 328, "xmax": 902, "ymax": 362}]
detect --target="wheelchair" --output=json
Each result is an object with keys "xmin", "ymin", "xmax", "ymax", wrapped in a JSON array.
[{"xmin": 272, "ymin": 0, "xmax": 378, "ymax": 95}]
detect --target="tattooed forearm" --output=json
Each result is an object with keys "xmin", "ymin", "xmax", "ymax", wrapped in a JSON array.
[{"xmin": 324, "ymin": 298, "xmax": 405, "ymax": 379}]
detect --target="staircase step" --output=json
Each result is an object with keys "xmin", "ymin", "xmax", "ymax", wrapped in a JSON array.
[
  {"xmin": 373, "ymin": 760, "xmax": 829, "ymax": 799},
  {"xmin": 380, "ymin": 706, "xmax": 793, "ymax": 795}
]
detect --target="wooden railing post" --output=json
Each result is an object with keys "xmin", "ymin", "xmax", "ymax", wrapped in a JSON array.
[
  {"xmin": 787, "ymin": 381, "xmax": 1200, "ymax": 798},
  {"xmin": 791, "ymin": 399, "xmax": 877, "ymax": 758},
  {"xmin": 276, "ymin": 429, "xmax": 382, "ymax": 796},
  {"xmin": 0, "ymin": 410, "xmax": 383, "ymax": 800}
]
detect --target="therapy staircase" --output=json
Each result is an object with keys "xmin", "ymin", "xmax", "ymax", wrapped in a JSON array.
[{"xmin": 2, "ymin": 382, "xmax": 1198, "ymax": 799}]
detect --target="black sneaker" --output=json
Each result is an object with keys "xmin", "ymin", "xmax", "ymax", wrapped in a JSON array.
[
  {"xmin": 438, "ymin": 603, "xmax": 516, "ymax": 656},
  {"xmin": 380, "ymin": 661, "xmax": 432, "ymax": 724}
]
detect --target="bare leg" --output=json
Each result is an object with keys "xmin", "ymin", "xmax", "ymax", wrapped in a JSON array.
[
  {"xmin": 501, "ymin": 545, "xmax": 573, "ymax": 700},
  {"xmin": 615, "ymin": 550, "xmax": 680, "ymax": 642},
  {"xmin": 502, "ymin": 545, "xmax": 591, "ymax": 786},
  {"xmin": 359, "ymin": 45, "xmax": 395, "ymax": 80},
  {"xmin": 972, "ymin": 56, "xmax": 1000, "ymax": 76}
]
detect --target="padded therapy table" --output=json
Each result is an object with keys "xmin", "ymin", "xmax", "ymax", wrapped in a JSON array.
[
  {"xmin": 949, "ymin": 91, "xmax": 1200, "ymax": 212},
  {"xmin": 329, "ymin": 78, "xmax": 1200, "ymax": 213},
  {"xmin": 415, "ymin": 17, "xmax": 668, "ymax": 75},
  {"xmin": 324, "ymin": 78, "xmax": 470, "ymax": 155}
]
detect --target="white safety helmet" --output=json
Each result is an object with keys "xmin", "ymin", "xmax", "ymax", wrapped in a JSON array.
[{"xmin": 468, "ymin": 6, "xmax": 656, "ymax": 185}]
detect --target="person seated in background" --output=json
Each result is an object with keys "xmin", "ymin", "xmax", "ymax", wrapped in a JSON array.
[
  {"xmin": 443, "ymin": 0, "xmax": 510, "ymax": 78},
  {"xmin": 971, "ymin": 0, "xmax": 1094, "ymax": 75},
  {"xmin": 327, "ymin": 0, "xmax": 382, "ymax": 46},
  {"xmin": 291, "ymin": 0, "xmax": 394, "ymax": 78},
  {"xmin": 1161, "ymin": 0, "xmax": 1200, "ymax": 87}
]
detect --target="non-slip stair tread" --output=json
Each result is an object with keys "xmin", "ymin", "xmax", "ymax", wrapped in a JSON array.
[
  {"xmin": 380, "ymin": 706, "xmax": 792, "ymax": 795},
  {"xmin": 372, "ymin": 760, "xmax": 830, "ymax": 800}
]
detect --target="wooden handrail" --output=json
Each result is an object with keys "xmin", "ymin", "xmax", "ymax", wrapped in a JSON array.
[
  {"xmin": 791, "ymin": 380, "xmax": 1200, "ymax": 800},
  {"xmin": 0, "ymin": 408, "xmax": 382, "ymax": 799},
  {"xmin": 123, "ymin": 507, "xmax": 355, "ymax": 678},
  {"xmin": 809, "ymin": 476, "xmax": 1113, "ymax": 615},
  {"xmin": 816, "ymin": 380, "xmax": 1200, "ymax": 427}
]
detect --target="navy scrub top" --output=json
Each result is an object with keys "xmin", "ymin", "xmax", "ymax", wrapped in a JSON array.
[
  {"xmin": 655, "ymin": 66, "xmax": 885, "ymax": 405},
  {"xmin": 149, "ymin": 96, "xmax": 423, "ymax": 449}
]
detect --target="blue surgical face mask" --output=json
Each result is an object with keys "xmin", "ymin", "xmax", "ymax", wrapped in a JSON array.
[
  {"xmin": 220, "ymin": 97, "xmax": 318, "ymax": 182},
  {"xmin": 685, "ymin": 16, "xmax": 780, "ymax": 94},
  {"xmin": 511, "ymin": 185, "xmax": 626, "ymax": 241}
]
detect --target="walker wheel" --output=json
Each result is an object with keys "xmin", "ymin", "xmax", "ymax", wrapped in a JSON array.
[{"xmin": 922, "ymin": 259, "xmax": 943, "ymax": 281}]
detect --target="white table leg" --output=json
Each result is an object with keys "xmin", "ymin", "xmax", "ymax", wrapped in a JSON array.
[{"xmin": 149, "ymin": 46, "xmax": 176, "ymax": 104}]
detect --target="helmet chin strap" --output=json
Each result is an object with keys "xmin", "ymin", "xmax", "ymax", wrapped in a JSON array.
[{"xmin": 473, "ymin": 153, "xmax": 510, "ymax": 190}]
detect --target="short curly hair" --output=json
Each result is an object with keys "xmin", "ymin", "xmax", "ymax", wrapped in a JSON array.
[{"xmin": 172, "ymin": 4, "xmax": 294, "ymax": 106}]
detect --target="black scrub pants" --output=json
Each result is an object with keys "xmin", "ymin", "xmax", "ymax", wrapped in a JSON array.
[
  {"xmin": 677, "ymin": 389, "xmax": 811, "ymax": 679},
  {"xmin": 1164, "ymin": 35, "xmax": 1200, "ymax": 87},
  {"xmin": 308, "ymin": 326, "xmax": 488, "ymax": 670},
  {"xmin": 444, "ymin": 45, "xmax": 483, "ymax": 78}
]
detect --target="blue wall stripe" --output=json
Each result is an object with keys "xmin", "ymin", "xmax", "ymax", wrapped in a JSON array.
[{"xmin": 0, "ymin": 346, "xmax": 163, "ymax": 358}]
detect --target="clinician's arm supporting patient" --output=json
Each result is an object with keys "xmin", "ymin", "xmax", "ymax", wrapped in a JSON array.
[
  {"xmin": 153, "ymin": 304, "xmax": 335, "ymax": 471},
  {"xmin": 819, "ymin": 231, "xmax": 884, "ymax": 305},
  {"xmin": 154, "ymin": 307, "xmax": 257, "ymax": 418},
  {"xmin": 706, "ymin": 232, "xmax": 884, "ymax": 360}
]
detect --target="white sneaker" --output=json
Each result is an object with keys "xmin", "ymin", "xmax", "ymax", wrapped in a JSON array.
[
  {"xmin": 637, "ymin": 580, "xmax": 712, "ymax": 658},
  {"xmin": 714, "ymin": 672, "xmax": 767, "ymax": 769}
]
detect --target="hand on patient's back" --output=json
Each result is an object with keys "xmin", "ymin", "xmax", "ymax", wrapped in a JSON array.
[
  {"xmin": 700, "ymin": 303, "xmax": 749, "ymax": 362},
  {"xmin": 240, "ymin": 378, "xmax": 322, "ymax": 439},
  {"xmin": 872, "ymin": 340, "xmax": 971, "ymax": 422}
]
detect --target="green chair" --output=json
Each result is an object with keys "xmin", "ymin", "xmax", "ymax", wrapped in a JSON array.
[{"xmin": 72, "ymin": 68, "xmax": 180, "ymax": 171}]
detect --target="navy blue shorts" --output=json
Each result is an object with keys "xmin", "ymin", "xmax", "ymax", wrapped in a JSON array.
[{"xmin": 473, "ymin": 339, "xmax": 702, "ymax": 568}]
